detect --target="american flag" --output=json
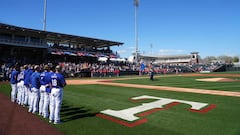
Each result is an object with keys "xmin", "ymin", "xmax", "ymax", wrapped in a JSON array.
[{"xmin": 134, "ymin": 0, "xmax": 139, "ymax": 7}]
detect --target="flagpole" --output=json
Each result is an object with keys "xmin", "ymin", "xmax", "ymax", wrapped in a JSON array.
[{"xmin": 43, "ymin": 0, "xmax": 47, "ymax": 31}]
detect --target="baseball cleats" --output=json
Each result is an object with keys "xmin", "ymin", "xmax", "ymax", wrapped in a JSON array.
[{"xmin": 54, "ymin": 121, "xmax": 61, "ymax": 124}]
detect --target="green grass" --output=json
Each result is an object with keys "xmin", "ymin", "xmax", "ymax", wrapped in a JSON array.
[
  {"xmin": 1, "ymin": 82, "xmax": 240, "ymax": 135},
  {"xmin": 114, "ymin": 75, "xmax": 240, "ymax": 92},
  {"xmin": 56, "ymin": 85, "xmax": 240, "ymax": 135},
  {"xmin": 209, "ymin": 71, "xmax": 240, "ymax": 74},
  {"xmin": 0, "ymin": 83, "xmax": 11, "ymax": 97}
]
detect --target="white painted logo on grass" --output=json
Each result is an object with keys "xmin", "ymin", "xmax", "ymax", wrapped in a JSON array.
[{"xmin": 97, "ymin": 95, "xmax": 216, "ymax": 127}]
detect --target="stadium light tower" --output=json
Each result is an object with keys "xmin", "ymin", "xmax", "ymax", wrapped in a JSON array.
[
  {"xmin": 134, "ymin": 0, "xmax": 139, "ymax": 63},
  {"xmin": 43, "ymin": 0, "xmax": 47, "ymax": 31}
]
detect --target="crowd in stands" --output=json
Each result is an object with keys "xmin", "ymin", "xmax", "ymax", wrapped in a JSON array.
[
  {"xmin": 50, "ymin": 44, "xmax": 119, "ymax": 58},
  {"xmin": 1, "ymin": 56, "xmax": 228, "ymax": 81},
  {"xmin": 188, "ymin": 63, "xmax": 223, "ymax": 72}
]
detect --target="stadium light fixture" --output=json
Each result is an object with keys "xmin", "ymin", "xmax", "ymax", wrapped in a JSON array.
[
  {"xmin": 134, "ymin": 0, "xmax": 139, "ymax": 63},
  {"xmin": 43, "ymin": 0, "xmax": 47, "ymax": 31}
]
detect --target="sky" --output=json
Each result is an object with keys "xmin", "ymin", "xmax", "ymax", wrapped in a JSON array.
[{"xmin": 0, "ymin": 0, "xmax": 239, "ymax": 59}]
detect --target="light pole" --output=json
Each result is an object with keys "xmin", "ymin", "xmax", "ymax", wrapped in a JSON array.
[
  {"xmin": 134, "ymin": 0, "xmax": 139, "ymax": 63},
  {"xmin": 43, "ymin": 0, "xmax": 47, "ymax": 31},
  {"xmin": 150, "ymin": 43, "xmax": 152, "ymax": 56}
]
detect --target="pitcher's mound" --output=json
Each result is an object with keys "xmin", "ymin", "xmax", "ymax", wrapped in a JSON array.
[{"xmin": 196, "ymin": 78, "xmax": 238, "ymax": 82}]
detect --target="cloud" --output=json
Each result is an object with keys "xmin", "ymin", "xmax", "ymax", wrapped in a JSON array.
[
  {"xmin": 112, "ymin": 45, "xmax": 136, "ymax": 58},
  {"xmin": 117, "ymin": 46, "xmax": 136, "ymax": 54},
  {"xmin": 158, "ymin": 49, "xmax": 186, "ymax": 55},
  {"xmin": 117, "ymin": 49, "xmax": 127, "ymax": 54}
]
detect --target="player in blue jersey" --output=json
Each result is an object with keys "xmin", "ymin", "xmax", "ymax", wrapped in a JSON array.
[
  {"xmin": 17, "ymin": 66, "xmax": 25, "ymax": 105},
  {"xmin": 24, "ymin": 65, "xmax": 34, "ymax": 106},
  {"xmin": 23, "ymin": 65, "xmax": 29, "ymax": 106},
  {"xmin": 28, "ymin": 65, "xmax": 41, "ymax": 114},
  {"xmin": 39, "ymin": 65, "xmax": 49, "ymax": 116},
  {"xmin": 43, "ymin": 65, "xmax": 54, "ymax": 118},
  {"xmin": 49, "ymin": 65, "xmax": 66, "ymax": 124},
  {"xmin": 10, "ymin": 65, "xmax": 19, "ymax": 102}
]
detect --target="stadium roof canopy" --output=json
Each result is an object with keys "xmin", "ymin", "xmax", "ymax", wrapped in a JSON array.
[{"xmin": 0, "ymin": 23, "xmax": 123, "ymax": 48}]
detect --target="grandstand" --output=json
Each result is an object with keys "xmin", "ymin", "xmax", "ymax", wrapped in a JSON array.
[
  {"xmin": 0, "ymin": 23, "xmax": 123, "ymax": 64},
  {"xmin": 136, "ymin": 52, "xmax": 199, "ymax": 65}
]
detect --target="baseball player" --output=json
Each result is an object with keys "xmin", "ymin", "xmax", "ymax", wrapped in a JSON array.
[
  {"xmin": 10, "ymin": 65, "xmax": 19, "ymax": 102},
  {"xmin": 39, "ymin": 65, "xmax": 49, "ymax": 116},
  {"xmin": 42, "ymin": 65, "xmax": 54, "ymax": 118},
  {"xmin": 28, "ymin": 65, "xmax": 41, "ymax": 114},
  {"xmin": 17, "ymin": 66, "xmax": 25, "ymax": 105},
  {"xmin": 49, "ymin": 65, "xmax": 66, "ymax": 124},
  {"xmin": 23, "ymin": 65, "xmax": 34, "ymax": 106}
]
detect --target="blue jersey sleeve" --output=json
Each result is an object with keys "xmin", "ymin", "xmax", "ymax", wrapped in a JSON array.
[{"xmin": 59, "ymin": 74, "xmax": 66, "ymax": 87}]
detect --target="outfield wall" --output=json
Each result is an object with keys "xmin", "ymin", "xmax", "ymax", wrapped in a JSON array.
[{"xmin": 226, "ymin": 66, "xmax": 240, "ymax": 71}]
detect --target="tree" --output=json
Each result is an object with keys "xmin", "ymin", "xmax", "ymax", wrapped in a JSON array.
[
  {"xmin": 203, "ymin": 56, "xmax": 217, "ymax": 64},
  {"xmin": 202, "ymin": 55, "xmax": 238, "ymax": 64},
  {"xmin": 218, "ymin": 55, "xmax": 233, "ymax": 63},
  {"xmin": 233, "ymin": 56, "xmax": 239, "ymax": 63}
]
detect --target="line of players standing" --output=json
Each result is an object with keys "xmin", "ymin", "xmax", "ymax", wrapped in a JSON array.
[{"xmin": 9, "ymin": 64, "xmax": 66, "ymax": 124}]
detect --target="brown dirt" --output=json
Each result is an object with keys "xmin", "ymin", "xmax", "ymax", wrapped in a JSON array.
[
  {"xmin": 0, "ymin": 93, "xmax": 64, "ymax": 135},
  {"xmin": 196, "ymin": 77, "xmax": 239, "ymax": 82}
]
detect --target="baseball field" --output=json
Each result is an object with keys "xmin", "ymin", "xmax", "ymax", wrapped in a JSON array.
[{"xmin": 1, "ymin": 72, "xmax": 240, "ymax": 135}]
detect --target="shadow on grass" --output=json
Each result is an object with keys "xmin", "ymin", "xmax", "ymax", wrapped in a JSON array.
[
  {"xmin": 150, "ymin": 78, "xmax": 159, "ymax": 81},
  {"xmin": 60, "ymin": 101, "xmax": 97, "ymax": 122}
]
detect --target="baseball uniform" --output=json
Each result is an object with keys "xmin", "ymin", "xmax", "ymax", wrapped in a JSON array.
[
  {"xmin": 10, "ymin": 68, "xmax": 19, "ymax": 102},
  {"xmin": 49, "ymin": 68, "xmax": 66, "ymax": 124},
  {"xmin": 28, "ymin": 67, "xmax": 41, "ymax": 113}
]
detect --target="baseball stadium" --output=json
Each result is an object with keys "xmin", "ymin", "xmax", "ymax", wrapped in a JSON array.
[
  {"xmin": 1, "ymin": 22, "xmax": 240, "ymax": 135},
  {"xmin": 1, "ymin": 0, "xmax": 240, "ymax": 134}
]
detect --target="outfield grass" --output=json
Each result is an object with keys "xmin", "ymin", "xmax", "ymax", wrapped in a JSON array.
[
  {"xmin": 1, "ymin": 81, "xmax": 240, "ymax": 135},
  {"xmin": 57, "ymin": 85, "xmax": 240, "ymax": 135},
  {"xmin": 114, "ymin": 75, "xmax": 240, "ymax": 92},
  {"xmin": 207, "ymin": 71, "xmax": 240, "ymax": 74}
]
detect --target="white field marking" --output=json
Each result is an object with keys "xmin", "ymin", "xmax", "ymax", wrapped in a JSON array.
[{"xmin": 101, "ymin": 95, "xmax": 208, "ymax": 122}]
